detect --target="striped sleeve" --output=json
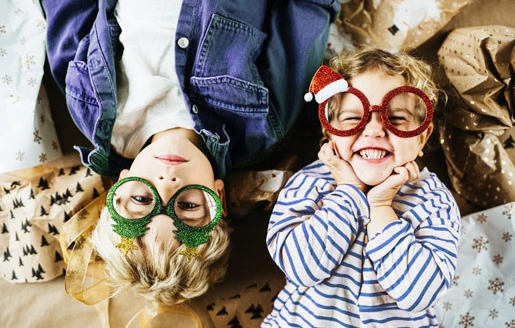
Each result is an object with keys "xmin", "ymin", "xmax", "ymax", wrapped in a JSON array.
[
  {"xmin": 266, "ymin": 162, "xmax": 369, "ymax": 287},
  {"xmin": 365, "ymin": 172, "xmax": 461, "ymax": 312}
]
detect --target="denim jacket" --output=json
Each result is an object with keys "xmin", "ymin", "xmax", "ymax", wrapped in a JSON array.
[{"xmin": 43, "ymin": 0, "xmax": 339, "ymax": 179}]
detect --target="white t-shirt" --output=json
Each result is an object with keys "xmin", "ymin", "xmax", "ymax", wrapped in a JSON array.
[{"xmin": 111, "ymin": 0, "xmax": 193, "ymax": 158}]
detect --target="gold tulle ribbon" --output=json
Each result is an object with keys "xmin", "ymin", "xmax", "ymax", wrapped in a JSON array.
[
  {"xmin": 137, "ymin": 302, "xmax": 202, "ymax": 328},
  {"xmin": 59, "ymin": 191, "xmax": 203, "ymax": 327},
  {"xmin": 60, "ymin": 191, "xmax": 110, "ymax": 305}
]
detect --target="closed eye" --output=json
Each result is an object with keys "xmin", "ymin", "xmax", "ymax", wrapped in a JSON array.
[
  {"xmin": 389, "ymin": 115, "xmax": 410, "ymax": 124},
  {"xmin": 337, "ymin": 108, "xmax": 363, "ymax": 121}
]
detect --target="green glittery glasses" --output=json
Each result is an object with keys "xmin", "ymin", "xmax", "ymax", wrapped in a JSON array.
[{"xmin": 106, "ymin": 176, "xmax": 223, "ymax": 259}]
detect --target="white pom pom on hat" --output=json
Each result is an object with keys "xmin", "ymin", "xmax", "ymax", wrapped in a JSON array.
[
  {"xmin": 304, "ymin": 65, "xmax": 349, "ymax": 104},
  {"xmin": 304, "ymin": 92, "xmax": 314, "ymax": 102}
]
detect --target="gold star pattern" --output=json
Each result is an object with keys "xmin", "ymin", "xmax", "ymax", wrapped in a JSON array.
[
  {"xmin": 179, "ymin": 245, "xmax": 202, "ymax": 261},
  {"xmin": 489, "ymin": 309, "xmax": 499, "ymax": 319},
  {"xmin": 493, "ymin": 254, "xmax": 503, "ymax": 265},
  {"xmin": 476, "ymin": 213, "xmax": 487, "ymax": 223},
  {"xmin": 15, "ymin": 151, "xmax": 25, "ymax": 161},
  {"xmin": 433, "ymin": 200, "xmax": 515, "ymax": 326},
  {"xmin": 458, "ymin": 312, "xmax": 474, "ymax": 327},
  {"xmin": 33, "ymin": 128, "xmax": 42, "ymax": 143},
  {"xmin": 487, "ymin": 277, "xmax": 504, "ymax": 295},
  {"xmin": 39, "ymin": 152, "xmax": 47, "ymax": 163},
  {"xmin": 502, "ymin": 204, "xmax": 513, "ymax": 220},
  {"xmin": 472, "ymin": 236, "xmax": 489, "ymax": 253},
  {"xmin": 115, "ymin": 237, "xmax": 138, "ymax": 255}
]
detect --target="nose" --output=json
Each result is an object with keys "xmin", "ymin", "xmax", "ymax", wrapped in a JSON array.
[
  {"xmin": 362, "ymin": 111, "xmax": 386, "ymax": 137},
  {"xmin": 154, "ymin": 173, "xmax": 181, "ymax": 205},
  {"xmin": 157, "ymin": 173, "xmax": 178, "ymax": 183}
]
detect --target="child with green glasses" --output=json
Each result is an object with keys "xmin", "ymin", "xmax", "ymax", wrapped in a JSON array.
[{"xmin": 43, "ymin": 0, "xmax": 339, "ymax": 316}]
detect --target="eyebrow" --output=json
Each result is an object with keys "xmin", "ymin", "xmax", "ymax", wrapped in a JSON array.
[{"xmin": 388, "ymin": 106, "xmax": 415, "ymax": 114}]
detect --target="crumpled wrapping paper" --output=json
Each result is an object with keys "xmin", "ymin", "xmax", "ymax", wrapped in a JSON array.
[
  {"xmin": 0, "ymin": 154, "xmax": 105, "ymax": 283},
  {"xmin": 435, "ymin": 202, "xmax": 515, "ymax": 327},
  {"xmin": 437, "ymin": 25, "xmax": 515, "ymax": 209},
  {"xmin": 226, "ymin": 169, "xmax": 293, "ymax": 218},
  {"xmin": 339, "ymin": 0, "xmax": 476, "ymax": 53},
  {"xmin": 0, "ymin": 0, "xmax": 62, "ymax": 174},
  {"xmin": 207, "ymin": 279, "xmax": 285, "ymax": 328}
]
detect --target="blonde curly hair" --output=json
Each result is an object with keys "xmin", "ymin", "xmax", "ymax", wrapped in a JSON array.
[
  {"xmin": 91, "ymin": 205, "xmax": 231, "ymax": 305},
  {"xmin": 321, "ymin": 47, "xmax": 443, "ymax": 144}
]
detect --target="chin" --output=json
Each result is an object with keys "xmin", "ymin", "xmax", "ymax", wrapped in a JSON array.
[{"xmin": 356, "ymin": 172, "xmax": 389, "ymax": 187}]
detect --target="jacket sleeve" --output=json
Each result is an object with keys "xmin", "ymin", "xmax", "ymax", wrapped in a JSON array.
[
  {"xmin": 42, "ymin": 0, "xmax": 98, "ymax": 93},
  {"xmin": 266, "ymin": 163, "xmax": 369, "ymax": 287},
  {"xmin": 262, "ymin": 0, "xmax": 340, "ymax": 132},
  {"xmin": 365, "ymin": 179, "xmax": 461, "ymax": 312}
]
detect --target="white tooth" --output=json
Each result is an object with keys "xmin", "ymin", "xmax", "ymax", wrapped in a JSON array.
[{"xmin": 359, "ymin": 149, "xmax": 386, "ymax": 159}]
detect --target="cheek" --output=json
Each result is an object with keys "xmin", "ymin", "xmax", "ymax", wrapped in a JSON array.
[
  {"xmin": 330, "ymin": 136, "xmax": 355, "ymax": 160},
  {"xmin": 396, "ymin": 139, "xmax": 423, "ymax": 161},
  {"xmin": 130, "ymin": 152, "xmax": 157, "ymax": 176}
]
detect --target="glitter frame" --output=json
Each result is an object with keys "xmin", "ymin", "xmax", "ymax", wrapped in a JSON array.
[
  {"xmin": 106, "ymin": 176, "xmax": 223, "ymax": 251},
  {"xmin": 318, "ymin": 85, "xmax": 434, "ymax": 138}
]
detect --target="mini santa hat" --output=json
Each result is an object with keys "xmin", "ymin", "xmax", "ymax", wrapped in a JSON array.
[{"xmin": 304, "ymin": 65, "xmax": 349, "ymax": 103}]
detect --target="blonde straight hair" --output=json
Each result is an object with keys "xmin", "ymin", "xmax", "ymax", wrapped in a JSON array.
[{"xmin": 91, "ymin": 205, "xmax": 231, "ymax": 305}]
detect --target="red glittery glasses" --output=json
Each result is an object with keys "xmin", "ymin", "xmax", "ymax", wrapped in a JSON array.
[{"xmin": 305, "ymin": 65, "xmax": 434, "ymax": 138}]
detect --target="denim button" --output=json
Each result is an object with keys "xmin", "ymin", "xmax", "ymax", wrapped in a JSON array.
[
  {"xmin": 177, "ymin": 37, "xmax": 189, "ymax": 48},
  {"xmin": 192, "ymin": 104, "xmax": 198, "ymax": 114}
]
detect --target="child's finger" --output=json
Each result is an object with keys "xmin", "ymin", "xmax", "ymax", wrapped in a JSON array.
[
  {"xmin": 392, "ymin": 166, "xmax": 410, "ymax": 184},
  {"xmin": 403, "ymin": 161, "xmax": 420, "ymax": 181},
  {"xmin": 317, "ymin": 145, "xmax": 329, "ymax": 165},
  {"xmin": 318, "ymin": 141, "xmax": 365, "ymax": 188},
  {"xmin": 318, "ymin": 141, "xmax": 339, "ymax": 166}
]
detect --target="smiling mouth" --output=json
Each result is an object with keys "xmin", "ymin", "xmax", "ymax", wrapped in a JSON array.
[{"xmin": 358, "ymin": 149, "xmax": 389, "ymax": 159}]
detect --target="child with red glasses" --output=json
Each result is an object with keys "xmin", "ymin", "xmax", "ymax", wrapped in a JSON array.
[{"xmin": 263, "ymin": 47, "xmax": 461, "ymax": 327}]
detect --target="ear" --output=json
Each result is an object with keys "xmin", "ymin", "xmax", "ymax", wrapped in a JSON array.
[
  {"xmin": 119, "ymin": 169, "xmax": 130, "ymax": 180},
  {"xmin": 417, "ymin": 123, "xmax": 434, "ymax": 154},
  {"xmin": 214, "ymin": 179, "xmax": 228, "ymax": 218}
]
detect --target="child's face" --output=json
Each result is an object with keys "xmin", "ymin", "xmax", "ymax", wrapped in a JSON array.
[
  {"xmin": 330, "ymin": 70, "xmax": 433, "ymax": 186},
  {"xmin": 118, "ymin": 129, "xmax": 225, "ymax": 246}
]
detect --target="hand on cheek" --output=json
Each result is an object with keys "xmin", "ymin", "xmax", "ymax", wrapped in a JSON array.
[
  {"xmin": 365, "ymin": 161, "xmax": 420, "ymax": 236},
  {"xmin": 318, "ymin": 141, "xmax": 367, "ymax": 192}
]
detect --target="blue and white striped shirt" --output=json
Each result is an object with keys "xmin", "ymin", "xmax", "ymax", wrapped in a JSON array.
[{"xmin": 263, "ymin": 160, "xmax": 461, "ymax": 327}]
